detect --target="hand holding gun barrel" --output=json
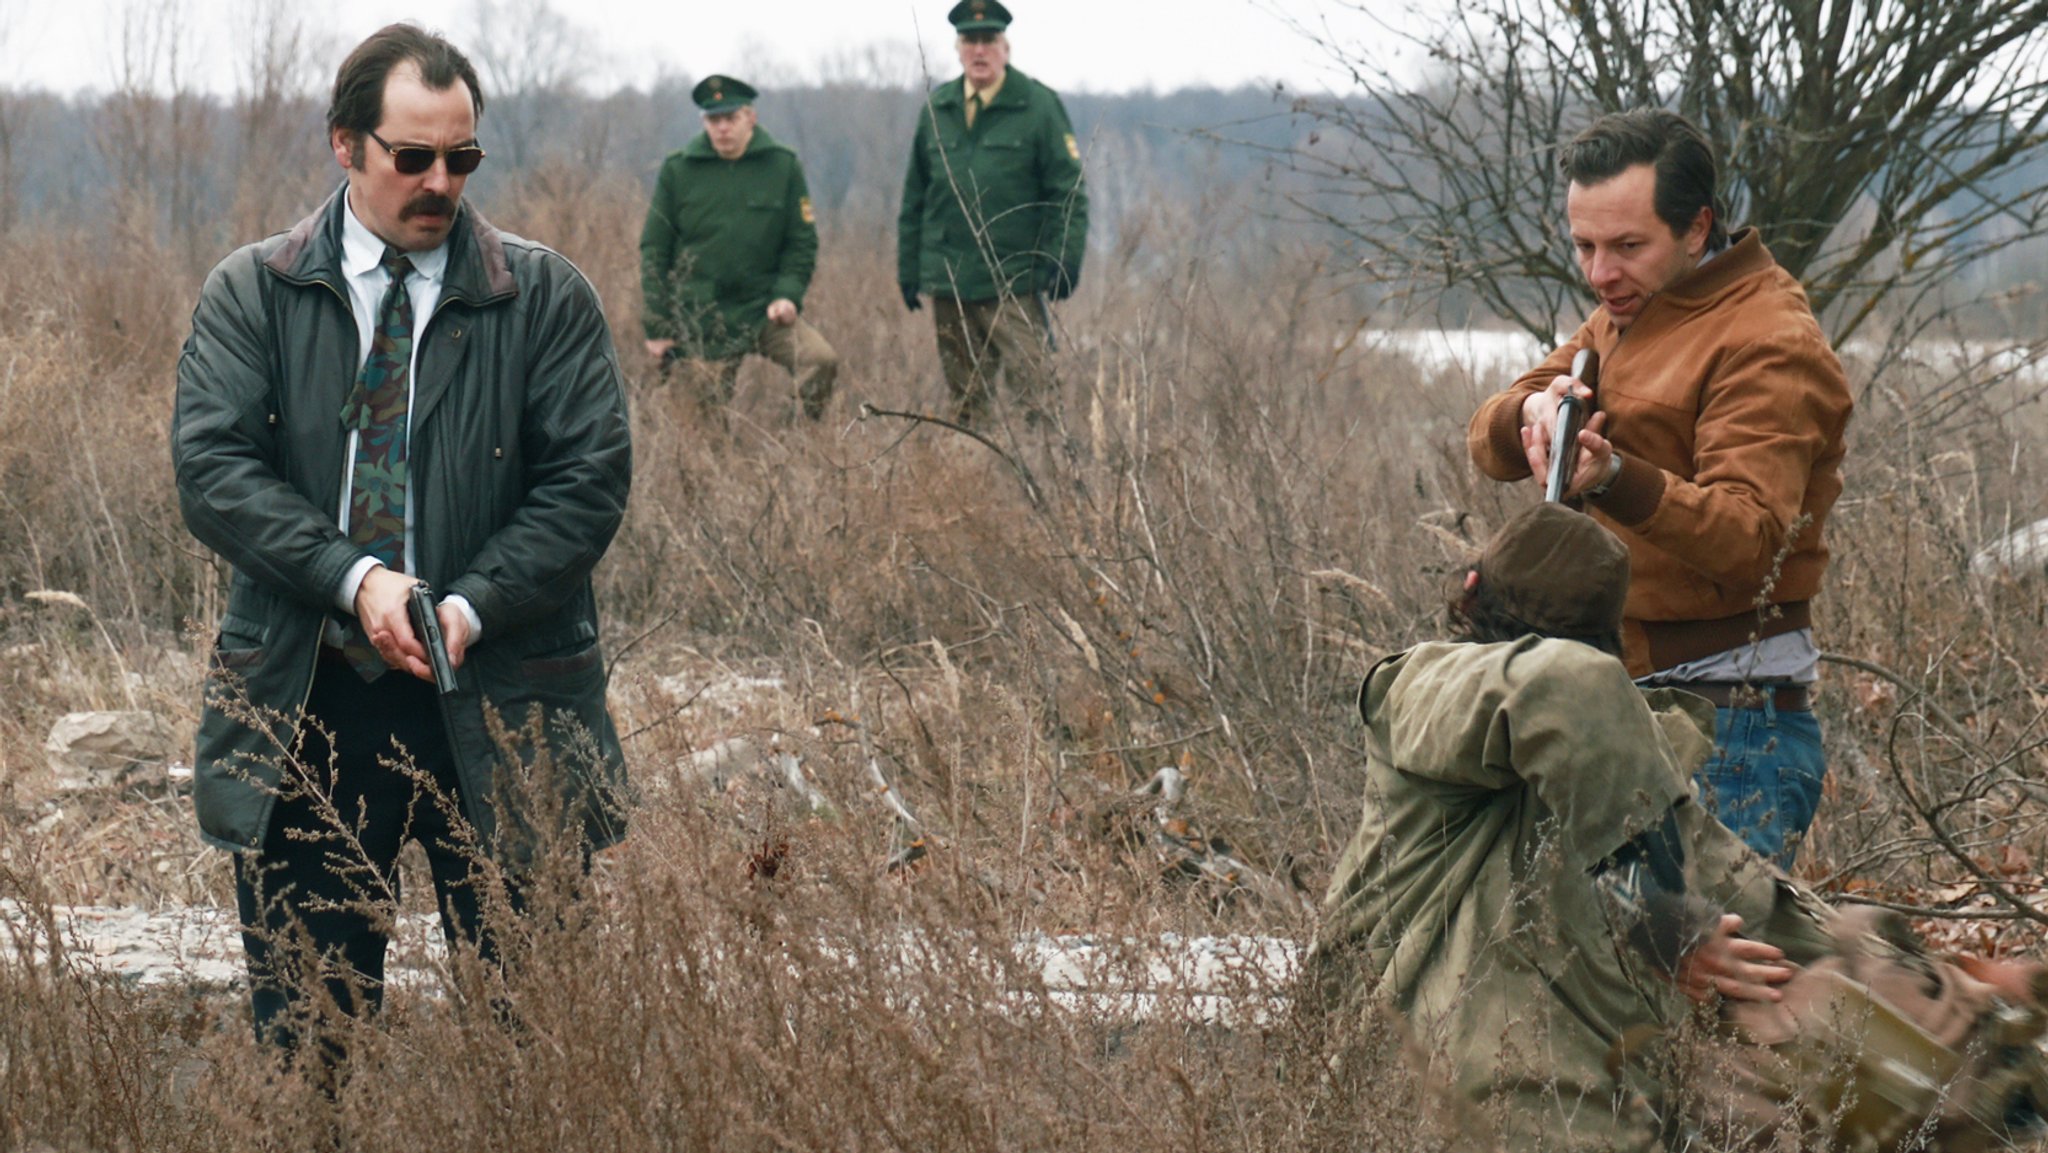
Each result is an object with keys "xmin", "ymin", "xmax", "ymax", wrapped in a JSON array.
[{"xmin": 1544, "ymin": 348, "xmax": 1600, "ymax": 502}]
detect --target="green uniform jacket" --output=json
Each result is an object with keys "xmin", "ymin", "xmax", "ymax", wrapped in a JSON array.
[
  {"xmin": 897, "ymin": 67, "xmax": 1088, "ymax": 302},
  {"xmin": 1314, "ymin": 639, "xmax": 1833, "ymax": 1151},
  {"xmin": 639, "ymin": 127, "xmax": 818, "ymax": 361},
  {"xmin": 173, "ymin": 186, "xmax": 633, "ymax": 860}
]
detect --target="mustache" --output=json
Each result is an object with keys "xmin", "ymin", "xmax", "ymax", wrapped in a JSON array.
[{"xmin": 400, "ymin": 194, "xmax": 457, "ymax": 221}]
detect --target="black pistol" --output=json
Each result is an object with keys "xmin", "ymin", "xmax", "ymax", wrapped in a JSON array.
[
  {"xmin": 1544, "ymin": 348, "xmax": 1600, "ymax": 503},
  {"xmin": 407, "ymin": 583, "xmax": 459, "ymax": 695}
]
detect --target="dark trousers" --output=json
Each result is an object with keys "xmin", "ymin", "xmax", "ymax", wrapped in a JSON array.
[{"xmin": 234, "ymin": 652, "xmax": 503, "ymax": 1055}]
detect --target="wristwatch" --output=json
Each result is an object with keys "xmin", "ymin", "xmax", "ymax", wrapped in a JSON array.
[{"xmin": 1587, "ymin": 452, "xmax": 1624, "ymax": 498}]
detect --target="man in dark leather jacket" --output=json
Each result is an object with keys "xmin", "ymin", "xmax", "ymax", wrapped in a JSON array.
[{"xmin": 171, "ymin": 23, "xmax": 631, "ymax": 1059}]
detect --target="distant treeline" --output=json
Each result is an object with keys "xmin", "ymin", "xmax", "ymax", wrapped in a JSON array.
[
  {"xmin": 0, "ymin": 79, "xmax": 1311, "ymax": 256},
  {"xmin": 7, "ymin": 72, "xmax": 2039, "ymax": 324}
]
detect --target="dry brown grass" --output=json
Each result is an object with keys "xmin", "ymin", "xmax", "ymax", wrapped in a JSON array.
[{"xmin": 3, "ymin": 161, "xmax": 2048, "ymax": 1149}]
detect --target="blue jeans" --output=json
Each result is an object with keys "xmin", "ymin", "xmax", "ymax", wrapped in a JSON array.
[{"xmin": 1692, "ymin": 703, "xmax": 1827, "ymax": 868}]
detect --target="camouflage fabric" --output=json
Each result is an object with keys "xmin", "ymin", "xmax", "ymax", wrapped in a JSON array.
[{"xmin": 1314, "ymin": 638, "xmax": 1832, "ymax": 1151}]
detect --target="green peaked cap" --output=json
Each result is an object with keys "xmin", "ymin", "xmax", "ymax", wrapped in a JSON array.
[
  {"xmin": 948, "ymin": 0, "xmax": 1011, "ymax": 33},
  {"xmin": 693, "ymin": 74, "xmax": 757, "ymax": 114}
]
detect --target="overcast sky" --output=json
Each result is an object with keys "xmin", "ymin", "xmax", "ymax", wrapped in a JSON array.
[{"xmin": 2, "ymin": 0, "xmax": 1431, "ymax": 97}]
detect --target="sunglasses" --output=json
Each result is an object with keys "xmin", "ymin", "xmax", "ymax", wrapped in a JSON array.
[{"xmin": 367, "ymin": 130, "xmax": 486, "ymax": 176}]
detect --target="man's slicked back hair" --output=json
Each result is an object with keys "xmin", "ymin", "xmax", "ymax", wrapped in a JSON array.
[
  {"xmin": 1560, "ymin": 108, "xmax": 1728, "ymax": 250},
  {"xmin": 327, "ymin": 23, "xmax": 485, "ymax": 139}
]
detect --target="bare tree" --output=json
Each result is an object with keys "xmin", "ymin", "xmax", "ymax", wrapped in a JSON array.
[
  {"xmin": 96, "ymin": 0, "xmax": 214, "ymax": 254},
  {"xmin": 1278, "ymin": 0, "xmax": 2048, "ymax": 348},
  {"xmin": 464, "ymin": 0, "xmax": 598, "ymax": 169},
  {"xmin": 228, "ymin": 0, "xmax": 327, "ymax": 234},
  {"xmin": 0, "ymin": 0, "xmax": 25, "ymax": 233}
]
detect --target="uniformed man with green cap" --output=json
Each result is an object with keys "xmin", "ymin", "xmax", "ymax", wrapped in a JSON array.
[
  {"xmin": 897, "ymin": 0, "xmax": 1089, "ymax": 426},
  {"xmin": 641, "ymin": 74, "xmax": 838, "ymax": 421}
]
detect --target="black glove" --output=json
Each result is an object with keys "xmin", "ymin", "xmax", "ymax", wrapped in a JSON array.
[
  {"xmin": 1042, "ymin": 262, "xmax": 1077, "ymax": 301},
  {"xmin": 900, "ymin": 283, "xmax": 923, "ymax": 312}
]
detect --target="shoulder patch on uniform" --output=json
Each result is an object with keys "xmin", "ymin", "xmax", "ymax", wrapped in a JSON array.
[
  {"xmin": 800, "ymin": 196, "xmax": 815, "ymax": 224},
  {"xmin": 1064, "ymin": 133, "xmax": 1080, "ymax": 160}
]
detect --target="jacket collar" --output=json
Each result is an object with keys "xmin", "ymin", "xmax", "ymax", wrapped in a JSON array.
[
  {"xmin": 1657, "ymin": 226, "xmax": 1773, "ymax": 307},
  {"xmin": 264, "ymin": 183, "xmax": 517, "ymax": 306},
  {"xmin": 682, "ymin": 126, "xmax": 785, "ymax": 162},
  {"xmin": 929, "ymin": 66, "xmax": 1033, "ymax": 111}
]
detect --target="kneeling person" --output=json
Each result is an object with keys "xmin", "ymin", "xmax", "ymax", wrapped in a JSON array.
[
  {"xmin": 1314, "ymin": 506, "xmax": 2048, "ymax": 1150},
  {"xmin": 640, "ymin": 74, "xmax": 838, "ymax": 420}
]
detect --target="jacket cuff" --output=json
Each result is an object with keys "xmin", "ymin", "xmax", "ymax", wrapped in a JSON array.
[
  {"xmin": 336, "ymin": 556, "xmax": 382, "ymax": 613},
  {"xmin": 444, "ymin": 594, "xmax": 483, "ymax": 643},
  {"xmin": 446, "ymin": 574, "xmax": 496, "ymax": 637},
  {"xmin": 1589, "ymin": 452, "xmax": 1665, "ymax": 527},
  {"xmin": 1485, "ymin": 394, "xmax": 1531, "ymax": 479},
  {"xmin": 771, "ymin": 279, "xmax": 806, "ymax": 309}
]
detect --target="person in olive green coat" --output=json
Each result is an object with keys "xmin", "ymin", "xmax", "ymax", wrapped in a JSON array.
[
  {"xmin": 641, "ymin": 75, "xmax": 837, "ymax": 420},
  {"xmin": 1311, "ymin": 504, "xmax": 1830, "ymax": 1150},
  {"xmin": 897, "ymin": 0, "xmax": 1088, "ymax": 425}
]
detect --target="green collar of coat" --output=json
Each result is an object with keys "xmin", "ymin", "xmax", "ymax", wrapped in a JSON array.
[
  {"xmin": 682, "ymin": 126, "xmax": 793, "ymax": 162},
  {"xmin": 928, "ymin": 66, "xmax": 1036, "ymax": 112}
]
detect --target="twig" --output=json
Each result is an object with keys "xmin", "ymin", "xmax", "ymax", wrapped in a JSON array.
[
  {"xmin": 800, "ymin": 621, "xmax": 929, "ymax": 870},
  {"xmin": 607, "ymin": 606, "xmax": 681, "ymax": 680},
  {"xmin": 858, "ymin": 401, "xmax": 1043, "ymax": 509},
  {"xmin": 25, "ymin": 590, "xmax": 138, "ymax": 711},
  {"xmin": 620, "ymin": 680, "xmax": 707, "ymax": 743},
  {"xmin": 1821, "ymin": 651, "xmax": 1979, "ymax": 750},
  {"xmin": 1832, "ymin": 894, "xmax": 2044, "ymax": 922},
  {"xmin": 1881, "ymin": 714, "xmax": 2048, "ymax": 929},
  {"xmin": 1055, "ymin": 726, "xmax": 1220, "ymax": 763}
]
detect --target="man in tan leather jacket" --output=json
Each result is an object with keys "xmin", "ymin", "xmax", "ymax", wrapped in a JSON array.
[{"xmin": 1467, "ymin": 109, "xmax": 1852, "ymax": 866}]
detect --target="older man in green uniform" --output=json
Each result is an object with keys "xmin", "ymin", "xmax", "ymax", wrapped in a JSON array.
[
  {"xmin": 897, "ymin": 0, "xmax": 1088, "ymax": 426},
  {"xmin": 641, "ymin": 75, "xmax": 837, "ymax": 421},
  {"xmin": 1313, "ymin": 504, "xmax": 1833, "ymax": 1150}
]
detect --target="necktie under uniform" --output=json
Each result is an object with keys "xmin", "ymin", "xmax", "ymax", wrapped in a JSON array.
[
  {"xmin": 338, "ymin": 248, "xmax": 415, "ymax": 681},
  {"xmin": 966, "ymin": 91, "xmax": 984, "ymax": 129}
]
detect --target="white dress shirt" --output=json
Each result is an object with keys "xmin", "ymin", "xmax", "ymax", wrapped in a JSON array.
[{"xmin": 330, "ymin": 192, "xmax": 482, "ymax": 642}]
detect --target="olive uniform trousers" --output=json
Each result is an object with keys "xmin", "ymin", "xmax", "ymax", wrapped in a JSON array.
[
  {"xmin": 932, "ymin": 295, "xmax": 1055, "ymax": 425},
  {"xmin": 669, "ymin": 315, "xmax": 839, "ymax": 420}
]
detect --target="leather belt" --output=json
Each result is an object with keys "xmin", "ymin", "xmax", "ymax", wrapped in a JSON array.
[{"xmin": 1678, "ymin": 682, "xmax": 1812, "ymax": 712}]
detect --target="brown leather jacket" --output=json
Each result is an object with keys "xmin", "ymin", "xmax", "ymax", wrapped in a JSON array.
[{"xmin": 1468, "ymin": 229, "xmax": 1852, "ymax": 677}]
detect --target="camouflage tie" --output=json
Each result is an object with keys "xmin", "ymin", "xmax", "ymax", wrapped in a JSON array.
[{"xmin": 338, "ymin": 248, "xmax": 415, "ymax": 681}]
